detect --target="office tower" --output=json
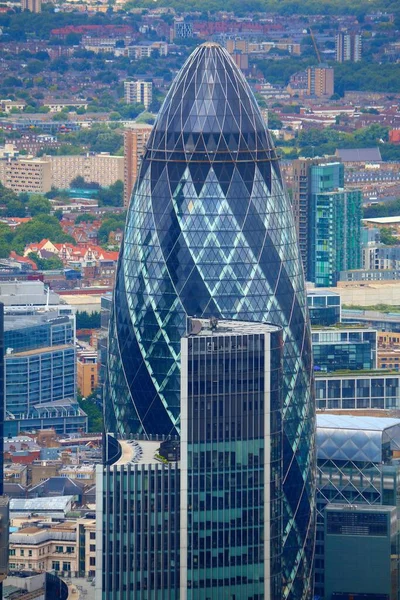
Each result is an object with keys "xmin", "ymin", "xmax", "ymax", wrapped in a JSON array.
[
  {"xmin": 307, "ymin": 65, "xmax": 334, "ymax": 97},
  {"xmin": 312, "ymin": 326, "xmax": 377, "ymax": 372},
  {"xmin": 98, "ymin": 317, "xmax": 283, "ymax": 599},
  {"xmin": 123, "ymin": 125, "xmax": 152, "ymax": 207},
  {"xmin": 0, "ymin": 302, "xmax": 9, "ymax": 589},
  {"xmin": 104, "ymin": 43, "xmax": 315, "ymax": 599},
  {"xmin": 4, "ymin": 309, "xmax": 86, "ymax": 436},
  {"xmin": 335, "ymin": 32, "xmax": 362, "ymax": 62},
  {"xmin": 325, "ymin": 505, "xmax": 399, "ymax": 599},
  {"xmin": 180, "ymin": 318, "xmax": 283, "ymax": 598},
  {"xmin": 124, "ymin": 80, "xmax": 153, "ymax": 109},
  {"xmin": 307, "ymin": 290, "xmax": 341, "ymax": 326},
  {"xmin": 315, "ymin": 414, "xmax": 400, "ymax": 598},
  {"xmin": 292, "ymin": 159, "xmax": 361, "ymax": 285}
]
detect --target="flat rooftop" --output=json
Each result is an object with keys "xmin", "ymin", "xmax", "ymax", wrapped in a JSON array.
[
  {"xmin": 4, "ymin": 312, "xmax": 70, "ymax": 331},
  {"xmin": 185, "ymin": 318, "xmax": 280, "ymax": 338}
]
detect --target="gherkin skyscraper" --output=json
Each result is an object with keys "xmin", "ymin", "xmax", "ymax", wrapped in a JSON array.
[{"xmin": 104, "ymin": 43, "xmax": 315, "ymax": 599}]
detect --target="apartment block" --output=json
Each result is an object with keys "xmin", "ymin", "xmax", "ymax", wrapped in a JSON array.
[
  {"xmin": 48, "ymin": 153, "xmax": 123, "ymax": 190},
  {"xmin": 123, "ymin": 124, "xmax": 152, "ymax": 207},
  {"xmin": 21, "ymin": 0, "xmax": 41, "ymax": 12},
  {"xmin": 0, "ymin": 158, "xmax": 51, "ymax": 193},
  {"xmin": 307, "ymin": 65, "xmax": 334, "ymax": 97},
  {"xmin": 335, "ymin": 32, "xmax": 362, "ymax": 62},
  {"xmin": 124, "ymin": 80, "xmax": 153, "ymax": 109}
]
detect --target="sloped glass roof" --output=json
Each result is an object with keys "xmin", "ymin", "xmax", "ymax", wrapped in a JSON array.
[{"xmin": 316, "ymin": 414, "xmax": 400, "ymax": 462}]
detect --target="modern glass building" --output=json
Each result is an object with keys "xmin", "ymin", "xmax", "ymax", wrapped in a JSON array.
[
  {"xmin": 315, "ymin": 371, "xmax": 400, "ymax": 410},
  {"xmin": 104, "ymin": 43, "xmax": 315, "ymax": 599},
  {"xmin": 306, "ymin": 162, "xmax": 362, "ymax": 287},
  {"xmin": 324, "ymin": 504, "xmax": 399, "ymax": 600},
  {"xmin": 312, "ymin": 326, "xmax": 377, "ymax": 372},
  {"xmin": 315, "ymin": 414, "xmax": 400, "ymax": 598},
  {"xmin": 96, "ymin": 436, "xmax": 180, "ymax": 600},
  {"xmin": 307, "ymin": 290, "xmax": 340, "ymax": 327},
  {"xmin": 180, "ymin": 318, "xmax": 283, "ymax": 598},
  {"xmin": 3, "ymin": 312, "xmax": 84, "ymax": 435},
  {"xmin": 98, "ymin": 318, "xmax": 284, "ymax": 599}
]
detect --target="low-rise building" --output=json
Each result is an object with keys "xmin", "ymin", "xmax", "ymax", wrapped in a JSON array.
[{"xmin": 9, "ymin": 516, "xmax": 96, "ymax": 578}]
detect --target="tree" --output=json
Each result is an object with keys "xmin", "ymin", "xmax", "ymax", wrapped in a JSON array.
[
  {"xmin": 27, "ymin": 194, "xmax": 51, "ymax": 216},
  {"xmin": 13, "ymin": 214, "xmax": 75, "ymax": 250},
  {"xmin": 97, "ymin": 212, "xmax": 126, "ymax": 245},
  {"xmin": 97, "ymin": 180, "xmax": 124, "ymax": 207},
  {"xmin": 76, "ymin": 310, "xmax": 101, "ymax": 328},
  {"xmin": 380, "ymin": 227, "xmax": 398, "ymax": 245},
  {"xmin": 27, "ymin": 251, "xmax": 64, "ymax": 270}
]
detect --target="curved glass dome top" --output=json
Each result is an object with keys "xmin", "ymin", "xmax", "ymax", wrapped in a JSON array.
[
  {"xmin": 148, "ymin": 42, "xmax": 277, "ymax": 162},
  {"xmin": 105, "ymin": 42, "xmax": 315, "ymax": 600}
]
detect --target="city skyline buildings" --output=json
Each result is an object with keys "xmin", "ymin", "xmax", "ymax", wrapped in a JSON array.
[{"xmin": 104, "ymin": 42, "xmax": 315, "ymax": 598}]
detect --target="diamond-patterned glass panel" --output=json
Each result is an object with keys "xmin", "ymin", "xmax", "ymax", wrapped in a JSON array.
[{"xmin": 104, "ymin": 43, "xmax": 315, "ymax": 600}]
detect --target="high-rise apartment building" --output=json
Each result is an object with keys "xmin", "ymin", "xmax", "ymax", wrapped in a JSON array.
[
  {"xmin": 124, "ymin": 80, "xmax": 153, "ymax": 109},
  {"xmin": 98, "ymin": 318, "xmax": 284, "ymax": 599},
  {"xmin": 292, "ymin": 159, "xmax": 362, "ymax": 285},
  {"xmin": 21, "ymin": 0, "xmax": 41, "ymax": 12},
  {"xmin": 292, "ymin": 156, "xmax": 337, "ymax": 276},
  {"xmin": 104, "ymin": 43, "xmax": 315, "ymax": 599},
  {"xmin": 123, "ymin": 124, "xmax": 152, "ymax": 207},
  {"xmin": 335, "ymin": 32, "xmax": 362, "ymax": 62},
  {"xmin": 307, "ymin": 65, "xmax": 334, "ymax": 97},
  {"xmin": 310, "ymin": 186, "xmax": 362, "ymax": 286}
]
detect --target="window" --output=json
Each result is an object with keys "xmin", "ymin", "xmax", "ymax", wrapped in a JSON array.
[
  {"xmin": 90, "ymin": 557, "xmax": 96, "ymax": 566},
  {"xmin": 90, "ymin": 532, "xmax": 96, "ymax": 540},
  {"xmin": 90, "ymin": 545, "xmax": 95, "ymax": 552},
  {"xmin": 52, "ymin": 561, "xmax": 60, "ymax": 571},
  {"xmin": 66, "ymin": 546, "xmax": 74, "ymax": 554},
  {"xmin": 62, "ymin": 562, "xmax": 71, "ymax": 572},
  {"xmin": 20, "ymin": 549, "xmax": 24, "ymax": 556}
]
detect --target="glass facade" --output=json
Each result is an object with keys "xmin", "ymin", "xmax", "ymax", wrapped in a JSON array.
[
  {"xmin": 99, "ymin": 442, "xmax": 180, "ymax": 600},
  {"xmin": 181, "ymin": 322, "xmax": 282, "ymax": 598},
  {"xmin": 4, "ymin": 314, "xmax": 77, "ymax": 431},
  {"xmin": 312, "ymin": 328, "xmax": 376, "ymax": 372},
  {"xmin": 308, "ymin": 163, "xmax": 362, "ymax": 287},
  {"xmin": 104, "ymin": 43, "xmax": 315, "ymax": 599},
  {"xmin": 4, "ymin": 316, "xmax": 73, "ymax": 354},
  {"xmin": 307, "ymin": 291, "xmax": 340, "ymax": 327},
  {"xmin": 315, "ymin": 373, "xmax": 400, "ymax": 410}
]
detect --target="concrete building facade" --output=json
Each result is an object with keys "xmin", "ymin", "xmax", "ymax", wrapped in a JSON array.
[
  {"xmin": 123, "ymin": 124, "xmax": 152, "ymax": 207},
  {"xmin": 48, "ymin": 153, "xmax": 123, "ymax": 190}
]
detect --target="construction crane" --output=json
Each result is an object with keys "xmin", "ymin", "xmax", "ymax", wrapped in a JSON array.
[{"xmin": 309, "ymin": 27, "xmax": 322, "ymax": 64}]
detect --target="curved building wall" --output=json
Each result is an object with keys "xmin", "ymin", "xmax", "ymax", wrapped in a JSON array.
[{"xmin": 104, "ymin": 43, "xmax": 315, "ymax": 599}]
